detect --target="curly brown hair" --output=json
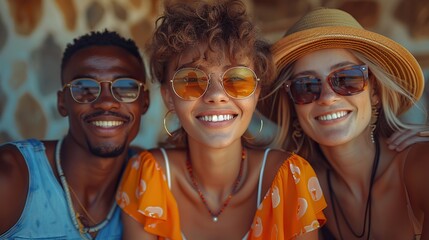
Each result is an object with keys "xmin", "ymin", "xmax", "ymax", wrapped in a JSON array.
[
  {"xmin": 149, "ymin": 0, "xmax": 274, "ymax": 147},
  {"xmin": 148, "ymin": 0, "xmax": 274, "ymax": 89}
]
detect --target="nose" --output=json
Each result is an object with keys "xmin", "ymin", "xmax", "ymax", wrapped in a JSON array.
[
  {"xmin": 92, "ymin": 82, "xmax": 120, "ymax": 109},
  {"xmin": 316, "ymin": 79, "xmax": 340, "ymax": 105},
  {"xmin": 202, "ymin": 73, "xmax": 229, "ymax": 103}
]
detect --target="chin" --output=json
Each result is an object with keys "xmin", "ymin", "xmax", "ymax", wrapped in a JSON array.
[{"xmin": 89, "ymin": 143, "xmax": 126, "ymax": 158}]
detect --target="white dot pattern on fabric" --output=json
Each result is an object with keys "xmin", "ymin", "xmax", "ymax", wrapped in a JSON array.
[
  {"xmin": 119, "ymin": 152, "xmax": 327, "ymax": 239},
  {"xmin": 144, "ymin": 206, "xmax": 164, "ymax": 218},
  {"xmin": 252, "ymin": 217, "xmax": 263, "ymax": 237},
  {"xmin": 135, "ymin": 179, "xmax": 146, "ymax": 199},
  {"xmin": 148, "ymin": 223, "xmax": 158, "ymax": 229},
  {"xmin": 304, "ymin": 220, "xmax": 320, "ymax": 232},
  {"xmin": 118, "ymin": 192, "xmax": 130, "ymax": 208},
  {"xmin": 132, "ymin": 158, "xmax": 140, "ymax": 169},
  {"xmin": 297, "ymin": 197, "xmax": 308, "ymax": 219},
  {"xmin": 271, "ymin": 186, "xmax": 281, "ymax": 208},
  {"xmin": 308, "ymin": 177, "xmax": 323, "ymax": 201},
  {"xmin": 155, "ymin": 162, "xmax": 161, "ymax": 170},
  {"xmin": 289, "ymin": 163, "xmax": 301, "ymax": 184}
]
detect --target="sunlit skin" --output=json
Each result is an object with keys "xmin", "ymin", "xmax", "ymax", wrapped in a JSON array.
[
  {"xmin": 292, "ymin": 49, "xmax": 374, "ymax": 148},
  {"xmin": 291, "ymin": 49, "xmax": 425, "ymax": 239},
  {"xmin": 162, "ymin": 44, "xmax": 260, "ymax": 150},
  {"xmin": 156, "ymin": 44, "xmax": 265, "ymax": 239},
  {"xmin": 59, "ymin": 46, "xmax": 149, "ymax": 158},
  {"xmin": 123, "ymin": 43, "xmax": 320, "ymax": 240},
  {"xmin": 0, "ymin": 44, "xmax": 149, "ymax": 236},
  {"xmin": 55, "ymin": 45, "xmax": 149, "ymax": 233}
]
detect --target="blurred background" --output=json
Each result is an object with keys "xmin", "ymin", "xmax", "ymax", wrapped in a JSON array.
[{"xmin": 0, "ymin": 0, "xmax": 428, "ymax": 149}]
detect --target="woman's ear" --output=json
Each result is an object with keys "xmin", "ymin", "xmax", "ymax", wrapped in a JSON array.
[
  {"xmin": 161, "ymin": 85, "xmax": 175, "ymax": 110},
  {"xmin": 369, "ymin": 73, "xmax": 380, "ymax": 106},
  {"xmin": 57, "ymin": 90, "xmax": 68, "ymax": 117}
]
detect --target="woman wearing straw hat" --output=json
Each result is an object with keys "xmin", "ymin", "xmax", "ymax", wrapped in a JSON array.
[
  {"xmin": 116, "ymin": 1, "xmax": 327, "ymax": 239},
  {"xmin": 261, "ymin": 7, "xmax": 429, "ymax": 240}
]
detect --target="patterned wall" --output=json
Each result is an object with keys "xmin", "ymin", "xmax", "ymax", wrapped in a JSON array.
[{"xmin": 0, "ymin": 0, "xmax": 428, "ymax": 149}]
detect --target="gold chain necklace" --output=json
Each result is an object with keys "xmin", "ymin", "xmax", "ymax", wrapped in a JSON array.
[
  {"xmin": 68, "ymin": 184, "xmax": 98, "ymax": 226},
  {"xmin": 55, "ymin": 138, "xmax": 117, "ymax": 239}
]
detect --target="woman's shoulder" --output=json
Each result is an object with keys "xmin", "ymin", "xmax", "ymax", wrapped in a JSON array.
[
  {"xmin": 406, "ymin": 141, "xmax": 429, "ymax": 154},
  {"xmin": 400, "ymin": 142, "xmax": 429, "ymax": 218},
  {"xmin": 147, "ymin": 148, "xmax": 186, "ymax": 172},
  {"xmin": 401, "ymin": 142, "xmax": 429, "ymax": 172},
  {"xmin": 261, "ymin": 148, "xmax": 311, "ymax": 169},
  {"xmin": 249, "ymin": 147, "xmax": 312, "ymax": 170}
]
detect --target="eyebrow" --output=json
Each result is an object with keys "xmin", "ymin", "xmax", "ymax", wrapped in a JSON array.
[
  {"xmin": 71, "ymin": 74, "xmax": 135, "ymax": 80},
  {"xmin": 292, "ymin": 61, "xmax": 359, "ymax": 77},
  {"xmin": 330, "ymin": 61, "xmax": 357, "ymax": 70},
  {"xmin": 72, "ymin": 74, "xmax": 94, "ymax": 80}
]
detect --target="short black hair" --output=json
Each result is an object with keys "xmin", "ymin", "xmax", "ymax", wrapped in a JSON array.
[{"xmin": 61, "ymin": 29, "xmax": 144, "ymax": 78}]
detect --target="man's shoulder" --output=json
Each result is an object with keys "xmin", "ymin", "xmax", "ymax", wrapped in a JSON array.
[{"xmin": 0, "ymin": 138, "xmax": 45, "ymax": 153}]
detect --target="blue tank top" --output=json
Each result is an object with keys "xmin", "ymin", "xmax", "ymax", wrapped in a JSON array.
[{"xmin": 0, "ymin": 139, "xmax": 122, "ymax": 239}]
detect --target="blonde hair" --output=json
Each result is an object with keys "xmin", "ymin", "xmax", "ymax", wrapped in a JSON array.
[
  {"xmin": 352, "ymin": 51, "xmax": 423, "ymax": 137},
  {"xmin": 259, "ymin": 49, "xmax": 424, "ymax": 160}
]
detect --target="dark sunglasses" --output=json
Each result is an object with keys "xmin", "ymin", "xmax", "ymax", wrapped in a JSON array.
[
  {"xmin": 170, "ymin": 66, "xmax": 260, "ymax": 100},
  {"xmin": 285, "ymin": 64, "xmax": 369, "ymax": 105},
  {"xmin": 62, "ymin": 78, "xmax": 144, "ymax": 103}
]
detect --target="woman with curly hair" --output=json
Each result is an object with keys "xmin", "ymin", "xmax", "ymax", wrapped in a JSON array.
[{"xmin": 116, "ymin": 1, "xmax": 326, "ymax": 239}]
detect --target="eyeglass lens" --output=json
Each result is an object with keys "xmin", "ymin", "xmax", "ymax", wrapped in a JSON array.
[
  {"xmin": 288, "ymin": 65, "xmax": 368, "ymax": 104},
  {"xmin": 67, "ymin": 79, "xmax": 141, "ymax": 103},
  {"xmin": 171, "ymin": 67, "xmax": 258, "ymax": 100}
]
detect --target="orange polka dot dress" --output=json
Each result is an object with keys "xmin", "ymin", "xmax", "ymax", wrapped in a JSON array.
[{"xmin": 117, "ymin": 149, "xmax": 326, "ymax": 239}]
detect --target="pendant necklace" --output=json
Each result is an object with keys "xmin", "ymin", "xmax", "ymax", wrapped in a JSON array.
[
  {"xmin": 55, "ymin": 138, "xmax": 117, "ymax": 239},
  {"xmin": 186, "ymin": 148, "xmax": 246, "ymax": 222},
  {"xmin": 327, "ymin": 138, "xmax": 380, "ymax": 240}
]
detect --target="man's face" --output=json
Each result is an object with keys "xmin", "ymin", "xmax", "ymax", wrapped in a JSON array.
[{"xmin": 58, "ymin": 46, "xmax": 149, "ymax": 157}]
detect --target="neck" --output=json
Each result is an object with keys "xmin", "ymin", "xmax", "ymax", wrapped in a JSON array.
[
  {"xmin": 58, "ymin": 137, "xmax": 127, "ymax": 203},
  {"xmin": 185, "ymin": 140, "xmax": 246, "ymax": 222},
  {"xmin": 187, "ymin": 140, "xmax": 244, "ymax": 191},
  {"xmin": 55, "ymin": 137, "xmax": 122, "ymax": 235},
  {"xmin": 320, "ymin": 137, "xmax": 378, "ymax": 194},
  {"xmin": 326, "ymin": 138, "xmax": 381, "ymax": 240}
]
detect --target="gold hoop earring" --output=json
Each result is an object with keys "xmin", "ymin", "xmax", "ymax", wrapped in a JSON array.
[
  {"xmin": 370, "ymin": 105, "xmax": 379, "ymax": 143},
  {"xmin": 292, "ymin": 119, "xmax": 304, "ymax": 152},
  {"xmin": 243, "ymin": 112, "xmax": 264, "ymax": 141},
  {"xmin": 163, "ymin": 109, "xmax": 179, "ymax": 137}
]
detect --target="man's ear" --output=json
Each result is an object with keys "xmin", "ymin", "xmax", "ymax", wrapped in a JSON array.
[
  {"xmin": 161, "ymin": 85, "xmax": 175, "ymax": 110},
  {"xmin": 57, "ymin": 90, "xmax": 68, "ymax": 117},
  {"xmin": 140, "ymin": 86, "xmax": 150, "ymax": 115}
]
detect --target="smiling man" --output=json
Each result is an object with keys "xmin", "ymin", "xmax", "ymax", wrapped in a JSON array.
[{"xmin": 0, "ymin": 30, "xmax": 149, "ymax": 239}]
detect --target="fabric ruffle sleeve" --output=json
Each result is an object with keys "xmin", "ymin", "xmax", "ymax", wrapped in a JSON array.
[
  {"xmin": 247, "ymin": 153, "xmax": 327, "ymax": 240},
  {"xmin": 116, "ymin": 151, "xmax": 182, "ymax": 240}
]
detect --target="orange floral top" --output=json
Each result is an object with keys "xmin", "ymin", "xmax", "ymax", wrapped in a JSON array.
[{"xmin": 116, "ymin": 150, "xmax": 326, "ymax": 240}]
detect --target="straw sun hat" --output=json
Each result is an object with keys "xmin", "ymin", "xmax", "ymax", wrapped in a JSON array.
[{"xmin": 272, "ymin": 8, "xmax": 425, "ymax": 114}]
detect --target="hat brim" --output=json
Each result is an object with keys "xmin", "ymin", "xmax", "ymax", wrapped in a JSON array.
[{"xmin": 273, "ymin": 26, "xmax": 424, "ymax": 114}]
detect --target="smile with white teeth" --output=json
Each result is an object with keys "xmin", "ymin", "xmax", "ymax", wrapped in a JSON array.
[
  {"xmin": 198, "ymin": 114, "xmax": 235, "ymax": 122},
  {"xmin": 317, "ymin": 111, "xmax": 348, "ymax": 121},
  {"xmin": 91, "ymin": 120, "xmax": 124, "ymax": 128}
]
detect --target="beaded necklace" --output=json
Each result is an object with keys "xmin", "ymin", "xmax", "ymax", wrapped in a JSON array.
[
  {"xmin": 186, "ymin": 148, "xmax": 246, "ymax": 222},
  {"xmin": 55, "ymin": 138, "xmax": 117, "ymax": 239}
]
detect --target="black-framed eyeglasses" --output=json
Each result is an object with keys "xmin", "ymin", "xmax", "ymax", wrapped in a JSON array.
[
  {"xmin": 170, "ymin": 66, "xmax": 260, "ymax": 100},
  {"xmin": 62, "ymin": 78, "xmax": 144, "ymax": 103},
  {"xmin": 285, "ymin": 64, "xmax": 369, "ymax": 105}
]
